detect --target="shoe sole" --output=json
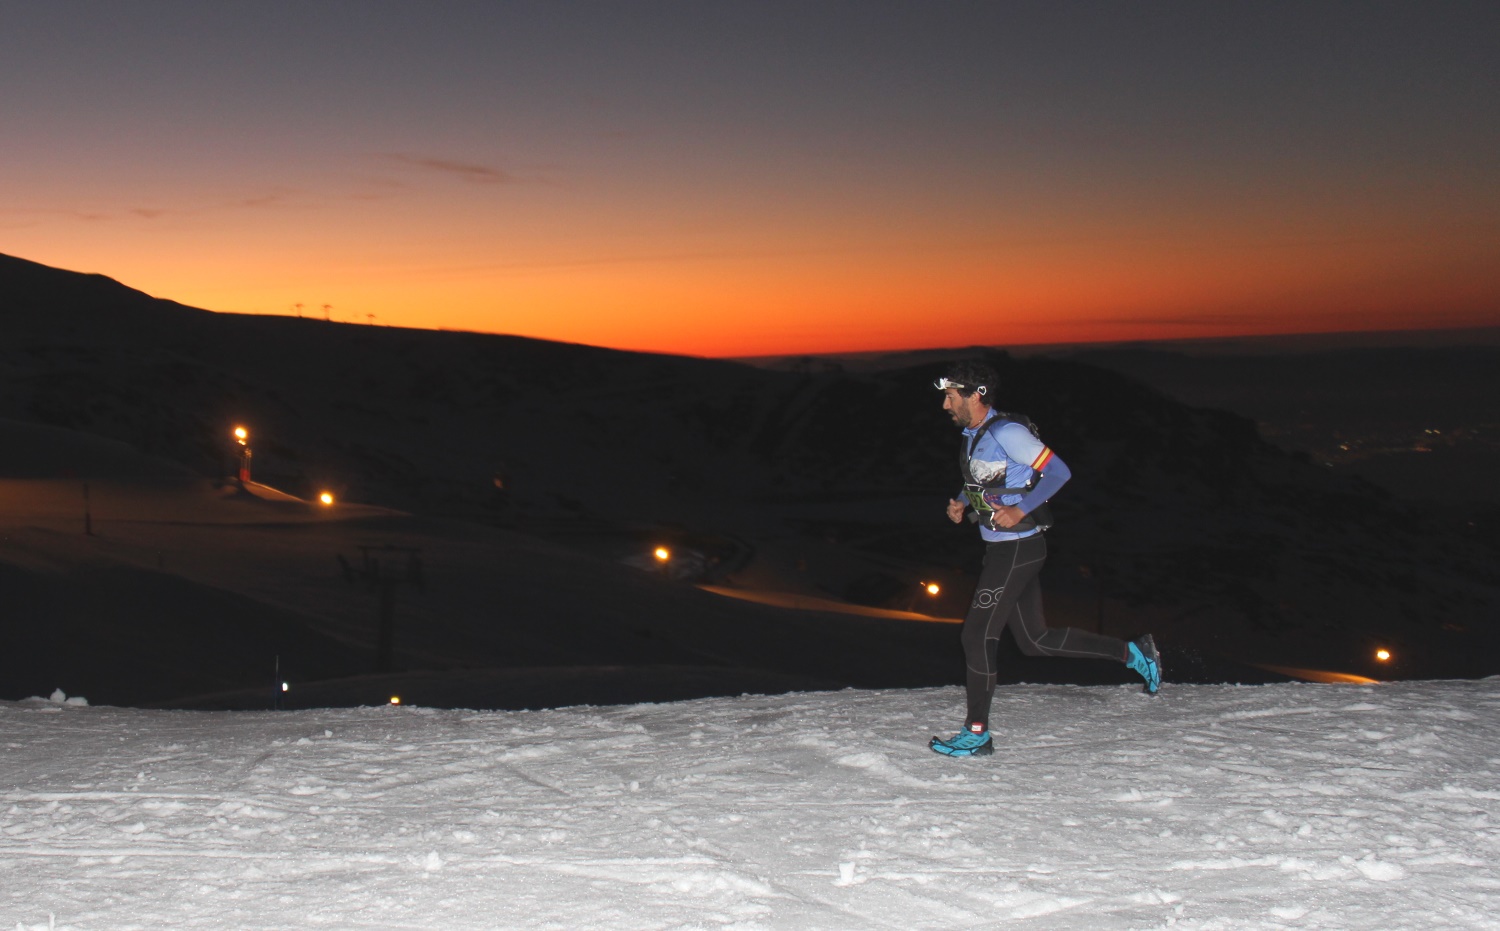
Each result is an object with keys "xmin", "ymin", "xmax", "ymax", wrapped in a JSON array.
[
  {"xmin": 1138, "ymin": 634, "xmax": 1163, "ymax": 696},
  {"xmin": 929, "ymin": 736, "xmax": 995, "ymax": 757}
]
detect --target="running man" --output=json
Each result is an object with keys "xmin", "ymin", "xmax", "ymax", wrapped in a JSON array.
[{"xmin": 929, "ymin": 361, "xmax": 1161, "ymax": 758}]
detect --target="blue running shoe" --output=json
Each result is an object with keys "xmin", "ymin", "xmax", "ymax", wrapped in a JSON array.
[
  {"xmin": 929, "ymin": 724, "xmax": 994, "ymax": 757},
  {"xmin": 1127, "ymin": 634, "xmax": 1162, "ymax": 695}
]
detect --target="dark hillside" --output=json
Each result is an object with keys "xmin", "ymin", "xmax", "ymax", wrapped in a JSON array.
[
  {"xmin": 4, "ymin": 252, "xmax": 1499, "ymax": 703},
  {"xmin": 733, "ymin": 351, "xmax": 1500, "ymax": 680},
  {"xmin": 1069, "ymin": 344, "xmax": 1500, "ymax": 506}
]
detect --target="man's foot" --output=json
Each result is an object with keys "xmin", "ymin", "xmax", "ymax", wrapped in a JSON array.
[
  {"xmin": 929, "ymin": 723, "xmax": 994, "ymax": 757},
  {"xmin": 1127, "ymin": 634, "xmax": 1162, "ymax": 695}
]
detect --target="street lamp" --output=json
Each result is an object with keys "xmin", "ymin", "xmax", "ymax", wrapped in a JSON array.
[
  {"xmin": 319, "ymin": 492, "xmax": 335, "ymax": 506},
  {"xmin": 908, "ymin": 581, "xmax": 943, "ymax": 612},
  {"xmin": 233, "ymin": 426, "xmax": 252, "ymax": 486}
]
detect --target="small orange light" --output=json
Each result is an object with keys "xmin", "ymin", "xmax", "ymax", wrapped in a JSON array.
[
  {"xmin": 925, "ymin": 582, "xmax": 941, "ymax": 596},
  {"xmin": 1375, "ymin": 649, "xmax": 1392, "ymax": 662},
  {"xmin": 233, "ymin": 426, "xmax": 248, "ymax": 444},
  {"xmin": 654, "ymin": 547, "xmax": 671, "ymax": 562},
  {"xmin": 390, "ymin": 695, "xmax": 401, "ymax": 705},
  {"xmin": 319, "ymin": 492, "xmax": 335, "ymax": 506}
]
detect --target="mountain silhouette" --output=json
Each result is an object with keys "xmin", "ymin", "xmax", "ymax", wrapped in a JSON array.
[{"xmin": 3, "ymin": 252, "xmax": 1497, "ymax": 708}]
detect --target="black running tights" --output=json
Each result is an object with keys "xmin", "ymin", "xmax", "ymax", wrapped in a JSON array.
[{"xmin": 961, "ymin": 534, "xmax": 1128, "ymax": 728}]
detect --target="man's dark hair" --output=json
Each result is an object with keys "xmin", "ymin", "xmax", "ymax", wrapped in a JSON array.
[{"xmin": 938, "ymin": 361, "xmax": 999, "ymax": 400}]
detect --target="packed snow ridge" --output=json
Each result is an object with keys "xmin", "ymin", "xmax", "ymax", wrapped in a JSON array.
[{"xmin": 4, "ymin": 679, "xmax": 1499, "ymax": 930}]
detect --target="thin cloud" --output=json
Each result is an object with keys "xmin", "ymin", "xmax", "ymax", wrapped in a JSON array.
[
  {"xmin": 0, "ymin": 207, "xmax": 122, "ymax": 223},
  {"xmin": 237, "ymin": 188, "xmax": 303, "ymax": 209},
  {"xmin": 387, "ymin": 154, "xmax": 515, "ymax": 184},
  {"xmin": 1065, "ymin": 313, "xmax": 1279, "ymax": 328},
  {"xmin": 4, "ymin": 188, "xmax": 315, "ymax": 225}
]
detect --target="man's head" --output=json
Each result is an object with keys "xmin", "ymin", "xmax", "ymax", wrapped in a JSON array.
[{"xmin": 935, "ymin": 361, "xmax": 998, "ymax": 429}]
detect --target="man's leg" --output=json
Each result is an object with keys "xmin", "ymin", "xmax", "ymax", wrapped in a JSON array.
[
  {"xmin": 1007, "ymin": 570, "xmax": 1129, "ymax": 662},
  {"xmin": 958, "ymin": 536, "xmax": 1047, "ymax": 730},
  {"xmin": 1003, "ymin": 548, "xmax": 1163, "ymax": 693}
]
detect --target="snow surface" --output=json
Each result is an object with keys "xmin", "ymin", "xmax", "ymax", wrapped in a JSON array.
[{"xmin": 5, "ymin": 679, "xmax": 1499, "ymax": 930}]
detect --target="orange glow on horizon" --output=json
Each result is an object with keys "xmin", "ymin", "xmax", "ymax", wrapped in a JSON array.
[
  {"xmin": 15, "ymin": 210, "xmax": 1500, "ymax": 359},
  {"xmin": 127, "ymin": 253, "xmax": 1499, "ymax": 358}
]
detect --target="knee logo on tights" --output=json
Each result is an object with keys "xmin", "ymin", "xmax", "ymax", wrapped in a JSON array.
[{"xmin": 971, "ymin": 586, "xmax": 1006, "ymax": 609}]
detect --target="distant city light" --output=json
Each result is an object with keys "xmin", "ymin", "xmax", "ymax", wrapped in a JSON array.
[
  {"xmin": 1375, "ymin": 649, "xmax": 1392, "ymax": 662},
  {"xmin": 654, "ymin": 547, "xmax": 671, "ymax": 562},
  {"xmin": 390, "ymin": 696, "xmax": 402, "ymax": 705},
  {"xmin": 924, "ymin": 582, "xmax": 941, "ymax": 596},
  {"xmin": 319, "ymin": 492, "xmax": 335, "ymax": 506}
]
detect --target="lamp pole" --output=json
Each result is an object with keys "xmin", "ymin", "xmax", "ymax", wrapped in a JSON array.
[{"xmin": 233, "ymin": 426, "xmax": 252, "ymax": 487}]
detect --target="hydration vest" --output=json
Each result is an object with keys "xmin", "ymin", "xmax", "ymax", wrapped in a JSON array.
[{"xmin": 959, "ymin": 412, "xmax": 1054, "ymax": 533}]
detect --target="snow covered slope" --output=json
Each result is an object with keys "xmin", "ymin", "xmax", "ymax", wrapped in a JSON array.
[{"xmin": 4, "ymin": 679, "xmax": 1497, "ymax": 929}]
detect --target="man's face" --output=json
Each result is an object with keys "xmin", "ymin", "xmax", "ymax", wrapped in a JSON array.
[{"xmin": 942, "ymin": 388, "xmax": 982, "ymax": 428}]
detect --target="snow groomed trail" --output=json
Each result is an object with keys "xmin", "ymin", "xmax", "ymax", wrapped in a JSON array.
[{"xmin": 4, "ymin": 679, "xmax": 1498, "ymax": 930}]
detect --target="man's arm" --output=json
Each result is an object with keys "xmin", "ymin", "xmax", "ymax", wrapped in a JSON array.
[
  {"xmin": 988, "ymin": 421, "xmax": 1072, "ymax": 527},
  {"xmin": 1019, "ymin": 455, "xmax": 1070, "ymax": 515},
  {"xmin": 991, "ymin": 456, "xmax": 1071, "ymax": 527}
]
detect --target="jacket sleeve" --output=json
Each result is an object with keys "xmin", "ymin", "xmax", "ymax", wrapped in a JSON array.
[
  {"xmin": 1020, "ymin": 454, "xmax": 1070, "ymax": 515},
  {"xmin": 993, "ymin": 421, "xmax": 1070, "ymax": 515}
]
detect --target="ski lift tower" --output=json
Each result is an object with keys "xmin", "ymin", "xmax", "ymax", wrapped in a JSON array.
[{"xmin": 339, "ymin": 544, "xmax": 426, "ymax": 674}]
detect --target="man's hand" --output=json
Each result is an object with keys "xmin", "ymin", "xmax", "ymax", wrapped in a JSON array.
[
  {"xmin": 989, "ymin": 505, "xmax": 1026, "ymax": 529},
  {"xmin": 946, "ymin": 498, "xmax": 966, "ymax": 524}
]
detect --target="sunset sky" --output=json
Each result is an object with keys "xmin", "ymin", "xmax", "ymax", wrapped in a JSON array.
[{"xmin": 3, "ymin": 1, "xmax": 1497, "ymax": 357}]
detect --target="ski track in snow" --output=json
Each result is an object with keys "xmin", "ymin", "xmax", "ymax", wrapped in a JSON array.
[{"xmin": 3, "ymin": 680, "xmax": 1499, "ymax": 930}]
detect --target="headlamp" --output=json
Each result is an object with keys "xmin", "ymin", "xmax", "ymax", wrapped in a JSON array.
[{"xmin": 934, "ymin": 377, "xmax": 986, "ymax": 395}]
